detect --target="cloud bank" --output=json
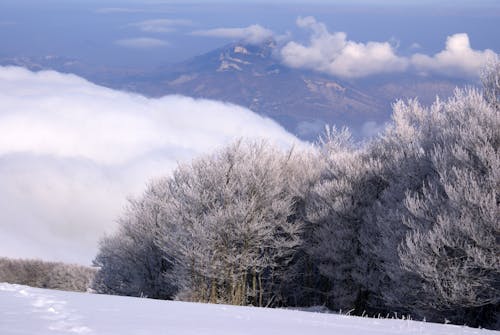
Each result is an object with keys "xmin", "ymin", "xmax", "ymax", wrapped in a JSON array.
[
  {"xmin": 131, "ymin": 19, "xmax": 192, "ymax": 33},
  {"xmin": 191, "ymin": 24, "xmax": 274, "ymax": 45},
  {"xmin": 279, "ymin": 16, "xmax": 496, "ymax": 79},
  {"xmin": 0, "ymin": 66, "xmax": 300, "ymax": 265},
  {"xmin": 115, "ymin": 37, "xmax": 169, "ymax": 48}
]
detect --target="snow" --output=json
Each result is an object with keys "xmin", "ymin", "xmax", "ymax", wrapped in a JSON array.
[
  {"xmin": 0, "ymin": 283, "xmax": 496, "ymax": 335},
  {"xmin": 234, "ymin": 46, "xmax": 250, "ymax": 54}
]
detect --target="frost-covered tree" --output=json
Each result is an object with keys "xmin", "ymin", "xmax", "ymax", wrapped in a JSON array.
[
  {"xmin": 305, "ymin": 128, "xmax": 362, "ymax": 310},
  {"xmin": 357, "ymin": 98, "xmax": 439, "ymax": 315},
  {"xmin": 0, "ymin": 257, "xmax": 96, "ymax": 292},
  {"xmin": 481, "ymin": 56, "xmax": 499, "ymax": 110},
  {"xmin": 304, "ymin": 127, "xmax": 388, "ymax": 313},
  {"xmin": 306, "ymin": 60, "xmax": 499, "ymax": 326},
  {"xmin": 93, "ymin": 140, "xmax": 314, "ymax": 306},
  {"xmin": 92, "ymin": 183, "xmax": 176, "ymax": 299},
  {"xmin": 158, "ymin": 141, "xmax": 312, "ymax": 306},
  {"xmin": 398, "ymin": 87, "xmax": 500, "ymax": 326},
  {"xmin": 359, "ymin": 60, "xmax": 500, "ymax": 327}
]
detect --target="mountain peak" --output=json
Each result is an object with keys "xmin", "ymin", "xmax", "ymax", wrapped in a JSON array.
[{"xmin": 214, "ymin": 40, "xmax": 278, "ymax": 73}]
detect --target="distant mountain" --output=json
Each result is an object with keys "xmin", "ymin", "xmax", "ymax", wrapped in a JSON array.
[
  {"xmin": 1, "ymin": 43, "xmax": 468, "ymax": 140},
  {"xmin": 0, "ymin": 55, "xmax": 144, "ymax": 85},
  {"xmin": 114, "ymin": 42, "xmax": 388, "ymax": 139}
]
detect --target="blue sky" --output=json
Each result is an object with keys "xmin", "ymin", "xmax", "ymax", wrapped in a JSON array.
[{"xmin": 0, "ymin": 0, "xmax": 498, "ymax": 68}]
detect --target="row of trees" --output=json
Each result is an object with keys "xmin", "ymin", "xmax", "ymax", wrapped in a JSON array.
[
  {"xmin": 0, "ymin": 257, "xmax": 97, "ymax": 292},
  {"xmin": 93, "ymin": 60, "xmax": 499, "ymax": 328}
]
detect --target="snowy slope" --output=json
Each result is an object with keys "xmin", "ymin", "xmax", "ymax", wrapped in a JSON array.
[{"xmin": 0, "ymin": 283, "xmax": 496, "ymax": 335}]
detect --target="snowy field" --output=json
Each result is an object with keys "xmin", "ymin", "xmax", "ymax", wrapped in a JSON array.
[{"xmin": 0, "ymin": 283, "xmax": 497, "ymax": 335}]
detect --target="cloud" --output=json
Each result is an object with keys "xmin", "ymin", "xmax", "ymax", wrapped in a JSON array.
[
  {"xmin": 191, "ymin": 24, "xmax": 274, "ymax": 45},
  {"xmin": 280, "ymin": 16, "xmax": 408, "ymax": 78},
  {"xmin": 296, "ymin": 120, "xmax": 326, "ymax": 138},
  {"xmin": 411, "ymin": 33, "xmax": 497, "ymax": 77},
  {"xmin": 0, "ymin": 66, "xmax": 300, "ymax": 265},
  {"xmin": 409, "ymin": 42, "xmax": 422, "ymax": 50},
  {"xmin": 279, "ymin": 16, "xmax": 497, "ymax": 79},
  {"xmin": 360, "ymin": 120, "xmax": 388, "ymax": 138},
  {"xmin": 96, "ymin": 7, "xmax": 145, "ymax": 14},
  {"xmin": 130, "ymin": 19, "xmax": 192, "ymax": 33},
  {"xmin": 114, "ymin": 37, "xmax": 169, "ymax": 48}
]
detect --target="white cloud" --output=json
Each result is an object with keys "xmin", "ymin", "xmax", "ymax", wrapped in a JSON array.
[
  {"xmin": 114, "ymin": 37, "xmax": 169, "ymax": 48},
  {"xmin": 411, "ymin": 33, "xmax": 497, "ymax": 77},
  {"xmin": 0, "ymin": 66, "xmax": 300, "ymax": 265},
  {"xmin": 191, "ymin": 24, "xmax": 274, "ymax": 45},
  {"xmin": 131, "ymin": 19, "xmax": 192, "ymax": 33},
  {"xmin": 279, "ymin": 17, "xmax": 497, "ymax": 79},
  {"xmin": 280, "ymin": 16, "xmax": 408, "ymax": 78}
]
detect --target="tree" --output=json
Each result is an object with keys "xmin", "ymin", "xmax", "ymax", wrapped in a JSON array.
[
  {"xmin": 0, "ymin": 257, "xmax": 96, "ymax": 292},
  {"xmin": 304, "ymin": 60, "xmax": 499, "ymax": 327},
  {"xmin": 481, "ymin": 56, "xmax": 499, "ymax": 110},
  {"xmin": 304, "ymin": 127, "xmax": 389, "ymax": 313},
  {"xmin": 357, "ymin": 98, "xmax": 439, "ymax": 316},
  {"xmin": 359, "ymin": 59, "xmax": 500, "ymax": 327},
  {"xmin": 92, "ymin": 182, "xmax": 176, "ymax": 299},
  {"xmin": 93, "ymin": 140, "xmax": 315, "ymax": 306},
  {"xmin": 158, "ymin": 140, "xmax": 311, "ymax": 306},
  {"xmin": 398, "ymin": 87, "xmax": 500, "ymax": 327}
]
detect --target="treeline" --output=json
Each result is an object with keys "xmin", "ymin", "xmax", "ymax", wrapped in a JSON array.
[
  {"xmin": 92, "ymin": 61, "xmax": 499, "ymax": 328},
  {"xmin": 0, "ymin": 257, "xmax": 97, "ymax": 292}
]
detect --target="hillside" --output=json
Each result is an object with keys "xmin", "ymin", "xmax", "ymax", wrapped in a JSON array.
[{"xmin": 1, "ymin": 283, "xmax": 497, "ymax": 335}]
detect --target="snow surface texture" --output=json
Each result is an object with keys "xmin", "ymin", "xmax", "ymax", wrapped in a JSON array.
[{"xmin": 0, "ymin": 283, "xmax": 497, "ymax": 335}]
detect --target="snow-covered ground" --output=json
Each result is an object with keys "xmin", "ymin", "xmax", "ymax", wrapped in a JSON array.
[{"xmin": 0, "ymin": 283, "xmax": 496, "ymax": 335}]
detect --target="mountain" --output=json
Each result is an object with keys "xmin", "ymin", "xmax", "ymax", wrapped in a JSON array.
[
  {"xmin": 1, "ymin": 43, "xmax": 467, "ymax": 140},
  {"xmin": 114, "ymin": 42, "xmax": 389, "ymax": 140},
  {"xmin": 108, "ymin": 42, "xmax": 467, "ymax": 140},
  {"xmin": 0, "ymin": 55, "xmax": 145, "ymax": 85}
]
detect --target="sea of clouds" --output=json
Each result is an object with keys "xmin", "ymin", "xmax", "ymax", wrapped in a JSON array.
[{"xmin": 0, "ymin": 66, "xmax": 300, "ymax": 265}]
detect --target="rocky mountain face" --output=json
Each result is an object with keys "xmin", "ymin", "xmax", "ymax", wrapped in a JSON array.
[{"xmin": 1, "ymin": 42, "xmax": 466, "ymax": 141}]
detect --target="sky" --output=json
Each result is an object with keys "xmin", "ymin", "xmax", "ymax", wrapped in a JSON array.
[
  {"xmin": 0, "ymin": 0, "xmax": 498, "ymax": 68},
  {"xmin": 0, "ymin": 0, "xmax": 498, "ymax": 265}
]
